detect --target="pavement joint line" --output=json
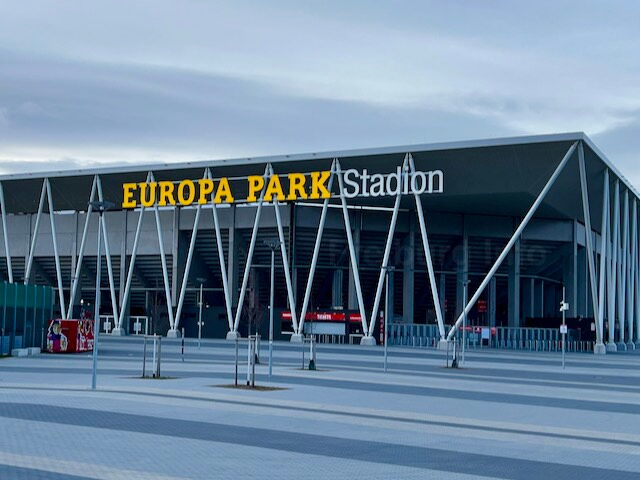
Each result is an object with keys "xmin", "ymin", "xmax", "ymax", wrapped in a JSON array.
[
  {"xmin": 0, "ymin": 451, "xmax": 186, "ymax": 480},
  {"xmin": 4, "ymin": 383, "xmax": 640, "ymax": 448}
]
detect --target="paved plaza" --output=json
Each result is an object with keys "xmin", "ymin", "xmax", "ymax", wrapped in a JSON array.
[{"xmin": 1, "ymin": 337, "xmax": 640, "ymax": 479}]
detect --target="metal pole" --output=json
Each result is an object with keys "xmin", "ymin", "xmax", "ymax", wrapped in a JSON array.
[
  {"xmin": 269, "ymin": 247, "xmax": 275, "ymax": 381},
  {"xmin": 0, "ymin": 182, "xmax": 13, "ymax": 283},
  {"xmin": 384, "ymin": 267, "xmax": 389, "ymax": 372},
  {"xmin": 181, "ymin": 327, "xmax": 185, "ymax": 362},
  {"xmin": 198, "ymin": 282, "xmax": 203, "ymax": 349},
  {"xmin": 91, "ymin": 214, "xmax": 102, "ymax": 390},
  {"xmin": 234, "ymin": 336, "xmax": 238, "ymax": 386},
  {"xmin": 562, "ymin": 287, "xmax": 566, "ymax": 369},
  {"xmin": 596, "ymin": 170, "xmax": 609, "ymax": 341},
  {"xmin": 142, "ymin": 335, "xmax": 147, "ymax": 377},
  {"xmin": 462, "ymin": 280, "xmax": 467, "ymax": 366},
  {"xmin": 446, "ymin": 141, "xmax": 577, "ymax": 341}
]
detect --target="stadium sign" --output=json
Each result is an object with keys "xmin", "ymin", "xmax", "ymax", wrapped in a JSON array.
[{"xmin": 121, "ymin": 168, "xmax": 443, "ymax": 208}]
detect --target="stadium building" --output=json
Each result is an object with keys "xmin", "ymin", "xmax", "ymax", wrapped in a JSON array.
[{"xmin": 0, "ymin": 132, "xmax": 638, "ymax": 354}]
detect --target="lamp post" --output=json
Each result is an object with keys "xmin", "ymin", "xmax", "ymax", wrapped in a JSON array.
[
  {"xmin": 263, "ymin": 239, "xmax": 280, "ymax": 381},
  {"xmin": 89, "ymin": 200, "xmax": 114, "ymax": 390},
  {"xmin": 196, "ymin": 277, "xmax": 206, "ymax": 349}
]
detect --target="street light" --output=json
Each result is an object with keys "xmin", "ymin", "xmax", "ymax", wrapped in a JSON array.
[
  {"xmin": 196, "ymin": 277, "xmax": 206, "ymax": 349},
  {"xmin": 263, "ymin": 238, "xmax": 281, "ymax": 381},
  {"xmin": 89, "ymin": 200, "xmax": 114, "ymax": 390}
]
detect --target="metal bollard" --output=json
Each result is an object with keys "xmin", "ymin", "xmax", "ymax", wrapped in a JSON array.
[
  {"xmin": 142, "ymin": 336, "xmax": 147, "ymax": 377},
  {"xmin": 181, "ymin": 328, "xmax": 185, "ymax": 362}
]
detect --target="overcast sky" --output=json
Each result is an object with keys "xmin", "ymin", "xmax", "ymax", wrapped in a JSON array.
[{"xmin": 1, "ymin": 1, "xmax": 639, "ymax": 186}]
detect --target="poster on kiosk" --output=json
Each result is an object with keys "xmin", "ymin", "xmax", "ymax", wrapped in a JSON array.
[{"xmin": 47, "ymin": 318, "xmax": 94, "ymax": 353}]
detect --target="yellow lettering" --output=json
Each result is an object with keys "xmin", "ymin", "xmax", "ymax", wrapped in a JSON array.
[
  {"xmin": 309, "ymin": 171, "xmax": 331, "ymax": 199},
  {"xmin": 139, "ymin": 182, "xmax": 157, "ymax": 207},
  {"xmin": 286, "ymin": 173, "xmax": 307, "ymax": 200},
  {"xmin": 122, "ymin": 183, "xmax": 137, "ymax": 208},
  {"xmin": 214, "ymin": 177, "xmax": 234, "ymax": 203},
  {"xmin": 198, "ymin": 178, "xmax": 214, "ymax": 204},
  {"xmin": 246, "ymin": 175, "xmax": 265, "ymax": 202},
  {"xmin": 158, "ymin": 181, "xmax": 175, "ymax": 206},
  {"xmin": 177, "ymin": 180, "xmax": 195, "ymax": 206},
  {"xmin": 264, "ymin": 174, "xmax": 285, "ymax": 202}
]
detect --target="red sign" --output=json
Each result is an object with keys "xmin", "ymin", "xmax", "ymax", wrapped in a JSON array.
[
  {"xmin": 281, "ymin": 311, "xmax": 361, "ymax": 323},
  {"xmin": 47, "ymin": 319, "xmax": 94, "ymax": 353}
]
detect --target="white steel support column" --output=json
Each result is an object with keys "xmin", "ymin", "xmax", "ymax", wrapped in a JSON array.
[
  {"xmin": 67, "ymin": 176, "xmax": 97, "ymax": 318},
  {"xmin": 208, "ymin": 169, "xmax": 234, "ymax": 331},
  {"xmin": 627, "ymin": 200, "xmax": 637, "ymax": 349},
  {"xmin": 297, "ymin": 160, "xmax": 336, "ymax": 338},
  {"xmin": 173, "ymin": 170, "xmax": 207, "ymax": 332},
  {"xmin": 596, "ymin": 170, "xmax": 609, "ymax": 347},
  {"xmin": 607, "ymin": 179, "xmax": 619, "ymax": 351},
  {"xmin": 96, "ymin": 176, "xmax": 119, "ymax": 331},
  {"xmin": 578, "ymin": 143, "xmax": 605, "ymax": 354},
  {"xmin": 45, "ymin": 179, "xmax": 67, "ymax": 320},
  {"xmin": 446, "ymin": 142, "xmax": 577, "ymax": 341},
  {"xmin": 0, "ymin": 182, "xmax": 13, "ymax": 283},
  {"xmin": 269, "ymin": 165, "xmax": 300, "ymax": 336},
  {"xmin": 232, "ymin": 165, "xmax": 269, "ymax": 335},
  {"xmin": 367, "ymin": 156, "xmax": 407, "ymax": 338},
  {"xmin": 118, "ymin": 172, "xmax": 151, "ymax": 329},
  {"xmin": 150, "ymin": 172, "xmax": 175, "ymax": 332},
  {"xmin": 409, "ymin": 153, "xmax": 445, "ymax": 341},
  {"xmin": 335, "ymin": 160, "xmax": 370, "ymax": 341},
  {"xmin": 619, "ymin": 191, "xmax": 629, "ymax": 348},
  {"xmin": 24, "ymin": 180, "xmax": 47, "ymax": 285}
]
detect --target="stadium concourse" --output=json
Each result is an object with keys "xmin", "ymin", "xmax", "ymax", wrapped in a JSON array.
[{"xmin": 0, "ymin": 132, "xmax": 639, "ymax": 355}]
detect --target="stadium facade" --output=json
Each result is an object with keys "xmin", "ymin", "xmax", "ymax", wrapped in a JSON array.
[{"xmin": 0, "ymin": 132, "xmax": 638, "ymax": 354}]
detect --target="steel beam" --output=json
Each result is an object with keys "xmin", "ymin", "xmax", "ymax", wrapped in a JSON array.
[
  {"xmin": 607, "ymin": 179, "xmax": 619, "ymax": 349},
  {"xmin": 24, "ymin": 180, "xmax": 47, "ymax": 285},
  {"xmin": 45, "ymin": 179, "xmax": 67, "ymax": 320},
  {"xmin": 232, "ymin": 164, "xmax": 269, "ymax": 333},
  {"xmin": 409, "ymin": 153, "xmax": 445, "ymax": 339},
  {"xmin": 597, "ymin": 170, "xmax": 609, "ymax": 343},
  {"xmin": 208, "ymin": 169, "xmax": 234, "ymax": 331},
  {"xmin": 335, "ymin": 160, "xmax": 369, "ymax": 338},
  {"xmin": 173, "ymin": 170, "xmax": 207, "ymax": 331},
  {"xmin": 67, "ymin": 176, "xmax": 97, "ymax": 318},
  {"xmin": 578, "ymin": 143, "xmax": 604, "ymax": 352},
  {"xmin": 0, "ymin": 182, "xmax": 13, "ymax": 283},
  {"xmin": 269, "ymin": 165, "xmax": 300, "ymax": 334},
  {"xmin": 96, "ymin": 176, "xmax": 119, "ymax": 330},
  {"xmin": 118, "ymin": 172, "xmax": 151, "ymax": 328},
  {"xmin": 297, "ymin": 160, "xmax": 336, "ymax": 335},
  {"xmin": 446, "ymin": 141, "xmax": 577, "ymax": 341},
  {"xmin": 367, "ymin": 155, "xmax": 407, "ymax": 337},
  {"xmin": 150, "ymin": 172, "xmax": 175, "ymax": 330}
]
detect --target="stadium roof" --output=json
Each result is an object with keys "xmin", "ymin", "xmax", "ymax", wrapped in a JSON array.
[{"xmin": 0, "ymin": 132, "xmax": 635, "ymax": 232}]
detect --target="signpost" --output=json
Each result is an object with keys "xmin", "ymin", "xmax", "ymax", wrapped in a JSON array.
[{"xmin": 559, "ymin": 287, "xmax": 569, "ymax": 370}]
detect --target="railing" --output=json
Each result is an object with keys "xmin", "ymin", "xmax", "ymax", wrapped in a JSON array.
[{"xmin": 386, "ymin": 323, "xmax": 593, "ymax": 352}]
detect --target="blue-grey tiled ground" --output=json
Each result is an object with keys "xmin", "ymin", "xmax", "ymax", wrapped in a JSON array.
[{"xmin": 1, "ymin": 337, "xmax": 640, "ymax": 479}]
